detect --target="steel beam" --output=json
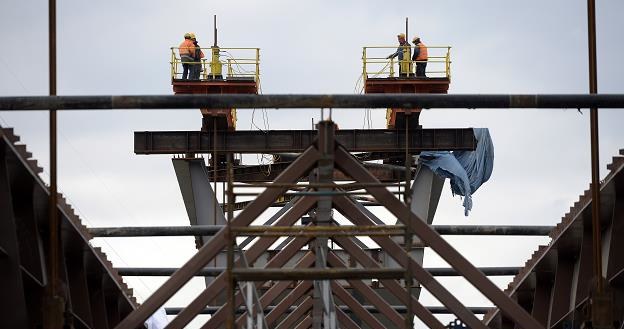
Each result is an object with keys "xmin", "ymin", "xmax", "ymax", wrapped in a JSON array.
[
  {"xmin": 113, "ymin": 146, "xmax": 321, "ymax": 329},
  {"xmin": 274, "ymin": 296, "xmax": 313, "ymax": 329},
  {"xmin": 333, "ymin": 196, "xmax": 487, "ymax": 329},
  {"xmin": 331, "ymin": 281, "xmax": 386, "ymax": 329},
  {"xmin": 334, "ymin": 145, "xmax": 544, "ymax": 329},
  {"xmin": 0, "ymin": 142, "xmax": 30, "ymax": 328},
  {"xmin": 332, "ymin": 235, "xmax": 445, "ymax": 329},
  {"xmin": 115, "ymin": 266, "xmax": 520, "ymax": 277},
  {"xmin": 236, "ymin": 257, "xmax": 314, "ymax": 327},
  {"xmin": 134, "ymin": 128, "xmax": 476, "ymax": 154},
  {"xmin": 335, "ymin": 307, "xmax": 362, "ymax": 329},
  {"xmin": 232, "ymin": 268, "xmax": 405, "ymax": 281},
  {"xmin": 167, "ymin": 202, "xmax": 316, "ymax": 329},
  {"xmin": 165, "ymin": 305, "xmax": 492, "ymax": 315},
  {"xmin": 1, "ymin": 127, "xmax": 137, "ymax": 328},
  {"xmin": 172, "ymin": 158, "xmax": 226, "ymax": 288},
  {"xmin": 326, "ymin": 253, "xmax": 405, "ymax": 328},
  {"xmin": 197, "ymin": 237, "xmax": 314, "ymax": 329},
  {"xmin": 208, "ymin": 161, "xmax": 414, "ymax": 183},
  {"xmin": 3, "ymin": 94, "xmax": 624, "ymax": 110},
  {"xmin": 265, "ymin": 281, "xmax": 313, "ymax": 326},
  {"xmin": 312, "ymin": 120, "xmax": 337, "ymax": 329},
  {"xmin": 292, "ymin": 315, "xmax": 313, "ymax": 329},
  {"xmin": 88, "ymin": 224, "xmax": 554, "ymax": 237}
]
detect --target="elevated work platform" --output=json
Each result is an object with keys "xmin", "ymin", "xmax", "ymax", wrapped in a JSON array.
[
  {"xmin": 362, "ymin": 45, "xmax": 451, "ymax": 129},
  {"xmin": 170, "ymin": 46, "xmax": 260, "ymax": 130}
]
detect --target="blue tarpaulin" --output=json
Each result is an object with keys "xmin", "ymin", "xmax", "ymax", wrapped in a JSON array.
[{"xmin": 418, "ymin": 128, "xmax": 494, "ymax": 216}]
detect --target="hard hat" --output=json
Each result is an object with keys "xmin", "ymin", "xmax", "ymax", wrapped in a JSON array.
[
  {"xmin": 189, "ymin": 32, "xmax": 196, "ymax": 39},
  {"xmin": 412, "ymin": 36, "xmax": 420, "ymax": 43},
  {"xmin": 397, "ymin": 33, "xmax": 406, "ymax": 39},
  {"xmin": 184, "ymin": 32, "xmax": 191, "ymax": 38}
]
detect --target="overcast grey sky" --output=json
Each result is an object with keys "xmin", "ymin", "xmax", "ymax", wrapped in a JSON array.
[{"xmin": 1, "ymin": 0, "xmax": 624, "ymax": 327}]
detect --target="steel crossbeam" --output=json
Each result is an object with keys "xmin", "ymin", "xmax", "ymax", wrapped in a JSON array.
[
  {"xmin": 133, "ymin": 128, "xmax": 476, "ymax": 154},
  {"xmin": 2, "ymin": 94, "xmax": 624, "ymax": 110}
]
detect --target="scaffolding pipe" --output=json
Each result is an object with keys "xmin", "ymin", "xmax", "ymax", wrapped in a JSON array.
[
  {"xmin": 89, "ymin": 225, "xmax": 554, "ymax": 237},
  {"xmin": 1, "ymin": 94, "xmax": 624, "ymax": 110},
  {"xmin": 115, "ymin": 266, "xmax": 520, "ymax": 277}
]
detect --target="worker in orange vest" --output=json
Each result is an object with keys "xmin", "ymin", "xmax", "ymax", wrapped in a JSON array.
[
  {"xmin": 178, "ymin": 33, "xmax": 195, "ymax": 80},
  {"xmin": 412, "ymin": 36, "xmax": 428, "ymax": 77}
]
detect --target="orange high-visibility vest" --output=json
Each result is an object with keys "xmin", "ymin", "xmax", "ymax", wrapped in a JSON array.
[
  {"xmin": 179, "ymin": 39, "xmax": 194, "ymax": 57},
  {"xmin": 416, "ymin": 42, "xmax": 428, "ymax": 61}
]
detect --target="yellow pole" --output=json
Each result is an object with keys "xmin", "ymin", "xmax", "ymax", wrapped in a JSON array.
[
  {"xmin": 202, "ymin": 58, "xmax": 207, "ymax": 80},
  {"xmin": 447, "ymin": 46, "xmax": 451, "ymax": 79},
  {"xmin": 256, "ymin": 48, "xmax": 260, "ymax": 83},
  {"xmin": 362, "ymin": 47, "xmax": 366, "ymax": 81},
  {"xmin": 170, "ymin": 48, "xmax": 175, "ymax": 80}
]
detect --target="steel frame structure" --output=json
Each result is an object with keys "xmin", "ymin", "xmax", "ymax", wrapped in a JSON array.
[
  {"xmin": 110, "ymin": 121, "xmax": 545, "ymax": 329},
  {"xmin": 0, "ymin": 126, "xmax": 137, "ymax": 328},
  {"xmin": 2, "ymin": 94, "xmax": 623, "ymax": 328},
  {"xmin": 3, "ymin": 0, "xmax": 613, "ymax": 326},
  {"xmin": 483, "ymin": 150, "xmax": 624, "ymax": 328}
]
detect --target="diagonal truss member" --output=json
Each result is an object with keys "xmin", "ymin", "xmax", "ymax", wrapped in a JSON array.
[{"xmin": 113, "ymin": 120, "xmax": 544, "ymax": 329}]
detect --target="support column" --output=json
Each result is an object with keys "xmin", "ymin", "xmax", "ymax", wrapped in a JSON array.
[
  {"xmin": 386, "ymin": 163, "xmax": 444, "ymax": 300},
  {"xmin": 173, "ymin": 157, "xmax": 226, "ymax": 290},
  {"xmin": 311, "ymin": 120, "xmax": 337, "ymax": 329}
]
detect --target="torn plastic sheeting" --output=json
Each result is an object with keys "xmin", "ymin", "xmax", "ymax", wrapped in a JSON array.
[
  {"xmin": 418, "ymin": 128, "xmax": 494, "ymax": 216},
  {"xmin": 144, "ymin": 307, "xmax": 169, "ymax": 329}
]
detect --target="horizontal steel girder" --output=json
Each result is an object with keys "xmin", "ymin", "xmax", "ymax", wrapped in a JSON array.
[
  {"xmin": 88, "ymin": 225, "xmax": 554, "ymax": 237},
  {"xmin": 164, "ymin": 305, "xmax": 492, "ymax": 315},
  {"xmin": 115, "ymin": 266, "xmax": 520, "ymax": 277},
  {"xmin": 134, "ymin": 129, "xmax": 476, "ymax": 154},
  {"xmin": 207, "ymin": 161, "xmax": 414, "ymax": 182},
  {"xmin": 2, "ymin": 94, "xmax": 624, "ymax": 110}
]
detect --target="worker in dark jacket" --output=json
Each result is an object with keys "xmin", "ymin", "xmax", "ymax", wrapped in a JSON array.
[
  {"xmin": 412, "ymin": 36, "xmax": 428, "ymax": 77},
  {"xmin": 190, "ymin": 37, "xmax": 205, "ymax": 80},
  {"xmin": 387, "ymin": 33, "xmax": 412, "ymax": 77}
]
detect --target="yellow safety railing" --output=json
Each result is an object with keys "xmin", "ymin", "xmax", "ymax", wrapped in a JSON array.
[
  {"xmin": 170, "ymin": 47, "xmax": 260, "ymax": 82},
  {"xmin": 362, "ymin": 45, "xmax": 451, "ymax": 80}
]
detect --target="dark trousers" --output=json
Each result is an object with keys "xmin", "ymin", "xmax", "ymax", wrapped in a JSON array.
[
  {"xmin": 181, "ymin": 56, "xmax": 193, "ymax": 80},
  {"xmin": 190, "ymin": 64, "xmax": 200, "ymax": 80},
  {"xmin": 416, "ymin": 62, "xmax": 427, "ymax": 77}
]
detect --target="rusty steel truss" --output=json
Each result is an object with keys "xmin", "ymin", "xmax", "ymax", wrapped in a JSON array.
[
  {"xmin": 111, "ymin": 120, "xmax": 544, "ymax": 329},
  {"xmin": 2, "ymin": 94, "xmax": 624, "ymax": 328},
  {"xmin": 0, "ymin": 126, "xmax": 138, "ymax": 328}
]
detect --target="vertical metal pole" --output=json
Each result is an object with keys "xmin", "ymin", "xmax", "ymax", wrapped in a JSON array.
[
  {"xmin": 246, "ymin": 283, "xmax": 253, "ymax": 329},
  {"xmin": 405, "ymin": 17, "xmax": 408, "ymax": 43},
  {"xmin": 313, "ymin": 121, "xmax": 337, "ymax": 329},
  {"xmin": 213, "ymin": 120, "xmax": 218, "ymax": 240},
  {"xmin": 226, "ymin": 154, "xmax": 235, "ymax": 329},
  {"xmin": 587, "ymin": 0, "xmax": 603, "ymax": 294},
  {"xmin": 46, "ymin": 0, "xmax": 64, "ymax": 327},
  {"xmin": 214, "ymin": 15, "xmax": 218, "ymax": 47},
  {"xmin": 404, "ymin": 119, "xmax": 413, "ymax": 329}
]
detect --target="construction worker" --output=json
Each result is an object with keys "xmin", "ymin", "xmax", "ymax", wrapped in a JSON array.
[
  {"xmin": 190, "ymin": 34, "xmax": 205, "ymax": 80},
  {"xmin": 412, "ymin": 36, "xmax": 428, "ymax": 77},
  {"xmin": 387, "ymin": 33, "xmax": 412, "ymax": 77},
  {"xmin": 179, "ymin": 32, "xmax": 195, "ymax": 80}
]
